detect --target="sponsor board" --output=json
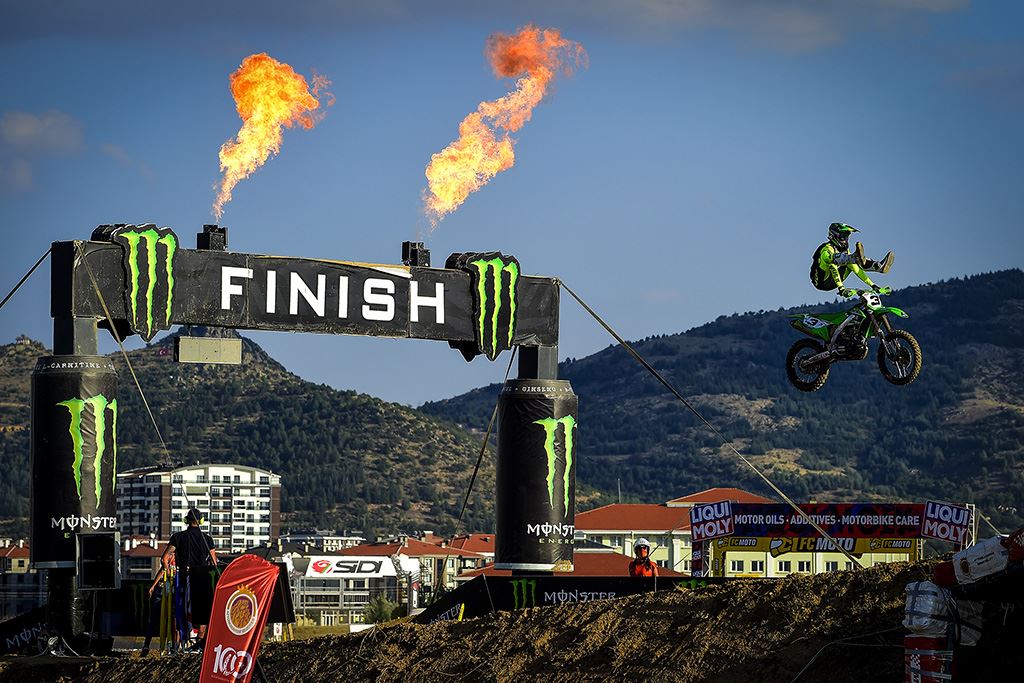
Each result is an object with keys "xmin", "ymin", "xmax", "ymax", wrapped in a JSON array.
[
  {"xmin": 495, "ymin": 379, "xmax": 578, "ymax": 569},
  {"xmin": 690, "ymin": 501, "xmax": 734, "ymax": 542},
  {"xmin": 730, "ymin": 503, "xmax": 925, "ymax": 539},
  {"xmin": 710, "ymin": 536, "xmax": 918, "ymax": 557},
  {"xmin": 66, "ymin": 236, "xmax": 559, "ymax": 350},
  {"xmin": 417, "ymin": 576, "xmax": 731, "ymax": 623},
  {"xmin": 201, "ymin": 555, "xmax": 278, "ymax": 683},
  {"xmin": 304, "ymin": 556, "xmax": 397, "ymax": 578},
  {"xmin": 30, "ymin": 357, "xmax": 118, "ymax": 567},
  {"xmin": 0, "ymin": 607, "xmax": 45, "ymax": 655},
  {"xmin": 920, "ymin": 500, "xmax": 971, "ymax": 544}
]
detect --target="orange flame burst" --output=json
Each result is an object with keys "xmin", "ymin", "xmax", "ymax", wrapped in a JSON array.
[
  {"xmin": 424, "ymin": 26, "xmax": 586, "ymax": 226},
  {"xmin": 213, "ymin": 53, "xmax": 332, "ymax": 220}
]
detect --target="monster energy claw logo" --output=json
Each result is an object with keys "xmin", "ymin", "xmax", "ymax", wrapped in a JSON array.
[
  {"xmin": 510, "ymin": 578, "xmax": 537, "ymax": 609},
  {"xmin": 534, "ymin": 415, "xmax": 576, "ymax": 518},
  {"xmin": 113, "ymin": 224, "xmax": 177, "ymax": 342},
  {"xmin": 58, "ymin": 394, "xmax": 117, "ymax": 505}
]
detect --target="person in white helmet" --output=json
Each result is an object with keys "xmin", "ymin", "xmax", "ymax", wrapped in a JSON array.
[{"xmin": 629, "ymin": 538, "xmax": 659, "ymax": 577}]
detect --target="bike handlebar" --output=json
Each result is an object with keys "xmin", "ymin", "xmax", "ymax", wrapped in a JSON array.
[{"xmin": 847, "ymin": 287, "xmax": 892, "ymax": 297}]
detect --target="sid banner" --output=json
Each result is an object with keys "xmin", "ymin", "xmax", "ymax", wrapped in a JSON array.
[
  {"xmin": 495, "ymin": 379, "xmax": 578, "ymax": 571},
  {"xmin": 730, "ymin": 503, "xmax": 925, "ymax": 539},
  {"xmin": 201, "ymin": 555, "xmax": 278, "ymax": 683},
  {"xmin": 30, "ymin": 356, "xmax": 118, "ymax": 568}
]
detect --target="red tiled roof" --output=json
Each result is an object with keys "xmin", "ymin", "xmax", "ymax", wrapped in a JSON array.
[
  {"xmin": 123, "ymin": 542, "xmax": 167, "ymax": 557},
  {"xmin": 575, "ymin": 504, "xmax": 691, "ymax": 532},
  {"xmin": 1, "ymin": 546, "xmax": 29, "ymax": 559},
  {"xmin": 449, "ymin": 534, "xmax": 495, "ymax": 554},
  {"xmin": 666, "ymin": 488, "xmax": 774, "ymax": 506},
  {"xmin": 336, "ymin": 538, "xmax": 487, "ymax": 559},
  {"xmin": 458, "ymin": 552, "xmax": 684, "ymax": 578},
  {"xmin": 419, "ymin": 532, "xmax": 446, "ymax": 546}
]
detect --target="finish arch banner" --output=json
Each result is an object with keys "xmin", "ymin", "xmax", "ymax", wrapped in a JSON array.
[{"xmin": 201, "ymin": 554, "xmax": 279, "ymax": 683}]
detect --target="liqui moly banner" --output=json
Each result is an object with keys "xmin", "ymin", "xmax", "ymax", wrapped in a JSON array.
[
  {"xmin": 201, "ymin": 554, "xmax": 279, "ymax": 683},
  {"xmin": 689, "ymin": 501, "xmax": 734, "ymax": 543},
  {"xmin": 920, "ymin": 500, "xmax": 971, "ymax": 545}
]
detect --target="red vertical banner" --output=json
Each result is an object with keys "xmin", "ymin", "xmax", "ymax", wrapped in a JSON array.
[{"xmin": 200, "ymin": 554, "xmax": 279, "ymax": 683}]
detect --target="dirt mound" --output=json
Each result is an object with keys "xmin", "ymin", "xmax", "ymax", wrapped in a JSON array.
[{"xmin": 1, "ymin": 560, "xmax": 1019, "ymax": 682}]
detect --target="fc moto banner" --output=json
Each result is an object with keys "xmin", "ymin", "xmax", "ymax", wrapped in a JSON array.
[
  {"xmin": 201, "ymin": 555, "xmax": 278, "ymax": 683},
  {"xmin": 731, "ymin": 503, "xmax": 925, "ymax": 539},
  {"xmin": 495, "ymin": 379, "xmax": 578, "ymax": 571},
  {"xmin": 709, "ymin": 536, "xmax": 919, "ymax": 557},
  {"xmin": 30, "ymin": 356, "xmax": 118, "ymax": 568}
]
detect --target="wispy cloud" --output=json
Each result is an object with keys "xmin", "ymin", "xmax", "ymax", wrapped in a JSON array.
[
  {"xmin": 0, "ymin": 110, "xmax": 83, "ymax": 155},
  {"xmin": 0, "ymin": 159, "xmax": 33, "ymax": 194},
  {"xmin": 944, "ymin": 42, "xmax": 1024, "ymax": 107},
  {"xmin": 1, "ymin": 0, "xmax": 970, "ymax": 53},
  {"xmin": 100, "ymin": 143, "xmax": 156, "ymax": 181},
  {"xmin": 0, "ymin": 110, "xmax": 84, "ymax": 194}
]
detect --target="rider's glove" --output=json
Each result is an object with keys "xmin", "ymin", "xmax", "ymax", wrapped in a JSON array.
[
  {"xmin": 871, "ymin": 284, "xmax": 882, "ymax": 293},
  {"xmin": 838, "ymin": 287, "xmax": 855, "ymax": 298}
]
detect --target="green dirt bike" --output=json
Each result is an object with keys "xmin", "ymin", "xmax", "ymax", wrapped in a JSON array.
[{"xmin": 786, "ymin": 287, "xmax": 921, "ymax": 392}]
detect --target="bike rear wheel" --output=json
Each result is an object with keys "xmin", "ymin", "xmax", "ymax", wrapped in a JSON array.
[
  {"xmin": 786, "ymin": 339, "xmax": 829, "ymax": 392},
  {"xmin": 877, "ymin": 329, "xmax": 921, "ymax": 386}
]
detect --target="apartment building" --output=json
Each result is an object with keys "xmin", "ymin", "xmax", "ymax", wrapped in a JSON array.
[{"xmin": 116, "ymin": 464, "xmax": 281, "ymax": 552}]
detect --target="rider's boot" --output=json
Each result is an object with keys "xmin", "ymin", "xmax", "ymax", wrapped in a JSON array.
[{"xmin": 855, "ymin": 242, "xmax": 894, "ymax": 273}]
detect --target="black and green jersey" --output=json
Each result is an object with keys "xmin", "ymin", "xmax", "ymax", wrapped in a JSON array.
[{"xmin": 810, "ymin": 242, "xmax": 874, "ymax": 291}]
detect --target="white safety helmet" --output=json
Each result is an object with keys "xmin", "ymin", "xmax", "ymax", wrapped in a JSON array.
[{"xmin": 634, "ymin": 538, "xmax": 651, "ymax": 554}]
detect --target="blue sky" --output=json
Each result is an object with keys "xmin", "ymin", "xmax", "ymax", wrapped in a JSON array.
[{"xmin": 1, "ymin": 1, "xmax": 1021, "ymax": 405}]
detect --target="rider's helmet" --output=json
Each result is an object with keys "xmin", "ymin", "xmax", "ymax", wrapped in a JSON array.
[
  {"xmin": 828, "ymin": 222, "xmax": 859, "ymax": 251},
  {"xmin": 634, "ymin": 538, "xmax": 651, "ymax": 558}
]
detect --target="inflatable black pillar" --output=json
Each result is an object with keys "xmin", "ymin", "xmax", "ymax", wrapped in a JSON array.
[
  {"xmin": 31, "ymin": 355, "xmax": 118, "ymax": 638},
  {"xmin": 495, "ymin": 379, "xmax": 578, "ymax": 571}
]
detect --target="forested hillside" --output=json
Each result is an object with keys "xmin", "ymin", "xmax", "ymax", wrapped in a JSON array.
[
  {"xmin": 0, "ymin": 333, "xmax": 494, "ymax": 538},
  {"xmin": 423, "ymin": 270, "xmax": 1024, "ymax": 530},
  {"xmin": 3, "ymin": 270, "xmax": 1021, "ymax": 538}
]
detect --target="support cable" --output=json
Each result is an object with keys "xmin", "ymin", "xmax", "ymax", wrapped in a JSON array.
[
  {"xmin": 977, "ymin": 509, "xmax": 1002, "ymax": 536},
  {"xmin": 558, "ymin": 279, "xmax": 865, "ymax": 569},
  {"xmin": 434, "ymin": 347, "xmax": 517, "ymax": 598},
  {"xmin": 73, "ymin": 242, "xmax": 185, "ymax": 506},
  {"xmin": 0, "ymin": 247, "xmax": 51, "ymax": 313}
]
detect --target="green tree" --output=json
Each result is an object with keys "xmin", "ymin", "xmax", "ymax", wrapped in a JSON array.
[{"xmin": 363, "ymin": 594, "xmax": 398, "ymax": 624}]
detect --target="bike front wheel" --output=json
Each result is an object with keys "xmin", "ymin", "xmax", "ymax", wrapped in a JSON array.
[{"xmin": 877, "ymin": 329, "xmax": 922, "ymax": 386}]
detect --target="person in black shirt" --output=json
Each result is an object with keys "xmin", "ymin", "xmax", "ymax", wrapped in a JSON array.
[
  {"xmin": 164, "ymin": 508, "xmax": 217, "ymax": 572},
  {"xmin": 161, "ymin": 508, "xmax": 217, "ymax": 648}
]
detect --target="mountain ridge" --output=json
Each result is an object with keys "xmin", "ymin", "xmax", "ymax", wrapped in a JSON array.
[
  {"xmin": 1, "ymin": 269, "xmax": 1021, "ymax": 537},
  {"xmin": 422, "ymin": 268, "xmax": 1024, "ymax": 530}
]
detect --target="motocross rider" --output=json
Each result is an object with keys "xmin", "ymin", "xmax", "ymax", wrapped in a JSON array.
[{"xmin": 811, "ymin": 223, "xmax": 894, "ymax": 297}]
